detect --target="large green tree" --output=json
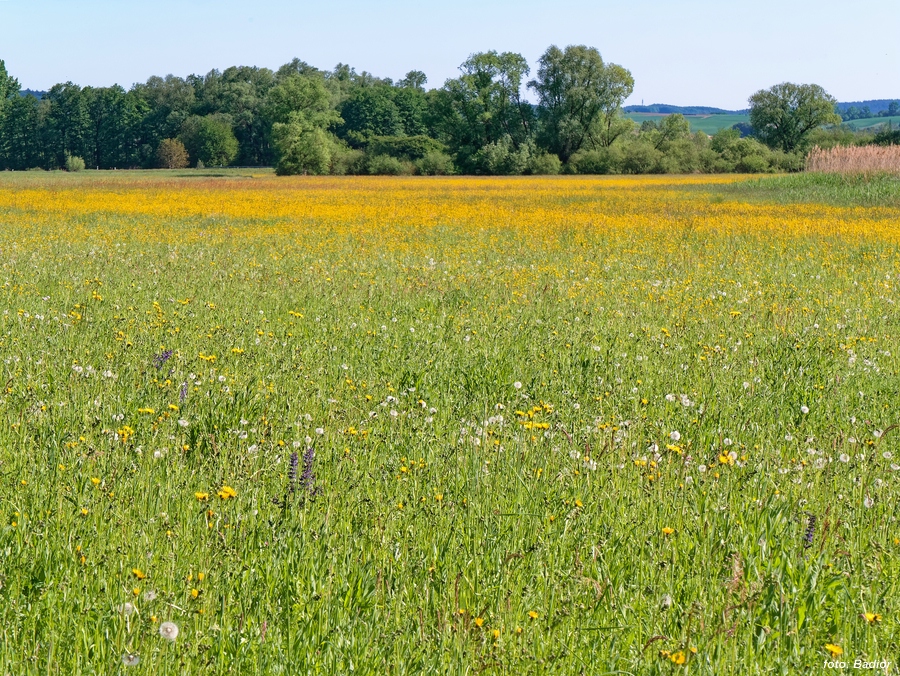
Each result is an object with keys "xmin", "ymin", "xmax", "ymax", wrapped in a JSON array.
[
  {"xmin": 82, "ymin": 86, "xmax": 148, "ymax": 168},
  {"xmin": 193, "ymin": 66, "xmax": 277, "ymax": 165},
  {"xmin": 0, "ymin": 59, "xmax": 19, "ymax": 101},
  {"xmin": 528, "ymin": 45, "xmax": 634, "ymax": 162},
  {"xmin": 178, "ymin": 114, "xmax": 239, "ymax": 166},
  {"xmin": 0, "ymin": 94, "xmax": 45, "ymax": 170},
  {"xmin": 430, "ymin": 51, "xmax": 533, "ymax": 172},
  {"xmin": 748, "ymin": 82, "xmax": 841, "ymax": 152},
  {"xmin": 266, "ymin": 73, "xmax": 341, "ymax": 175},
  {"xmin": 44, "ymin": 83, "xmax": 92, "ymax": 168},
  {"xmin": 132, "ymin": 75, "xmax": 197, "ymax": 166}
]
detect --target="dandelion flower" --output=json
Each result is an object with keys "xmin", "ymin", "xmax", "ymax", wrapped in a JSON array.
[
  {"xmin": 662, "ymin": 527, "xmax": 675, "ymax": 536},
  {"xmin": 528, "ymin": 611, "xmax": 539, "ymax": 619},
  {"xmin": 122, "ymin": 653, "xmax": 140, "ymax": 667},
  {"xmin": 159, "ymin": 621, "xmax": 179, "ymax": 641},
  {"xmin": 132, "ymin": 568, "xmax": 146, "ymax": 580},
  {"xmin": 800, "ymin": 406, "xmax": 809, "ymax": 414},
  {"xmin": 864, "ymin": 611, "xmax": 881, "ymax": 624},
  {"xmin": 118, "ymin": 602, "xmax": 135, "ymax": 616},
  {"xmin": 669, "ymin": 431, "xmax": 680, "ymax": 441},
  {"xmin": 824, "ymin": 643, "xmax": 842, "ymax": 658},
  {"xmin": 474, "ymin": 617, "xmax": 484, "ymax": 627},
  {"xmin": 217, "ymin": 485, "xmax": 237, "ymax": 499},
  {"xmin": 513, "ymin": 381, "xmax": 522, "ymax": 390}
]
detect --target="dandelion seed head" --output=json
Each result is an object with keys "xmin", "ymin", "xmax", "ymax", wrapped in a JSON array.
[{"xmin": 159, "ymin": 621, "xmax": 179, "ymax": 640}]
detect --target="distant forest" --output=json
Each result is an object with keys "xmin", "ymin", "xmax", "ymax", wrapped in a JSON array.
[{"xmin": 0, "ymin": 51, "xmax": 897, "ymax": 175}]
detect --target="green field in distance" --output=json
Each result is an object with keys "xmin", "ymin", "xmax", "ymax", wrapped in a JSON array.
[
  {"xmin": 624, "ymin": 112, "xmax": 750, "ymax": 135},
  {"xmin": 843, "ymin": 115, "xmax": 900, "ymax": 130}
]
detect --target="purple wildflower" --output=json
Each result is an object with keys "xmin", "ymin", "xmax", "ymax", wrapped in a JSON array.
[
  {"xmin": 288, "ymin": 452, "xmax": 299, "ymax": 493},
  {"xmin": 153, "ymin": 349, "xmax": 173, "ymax": 369},
  {"xmin": 803, "ymin": 514, "xmax": 816, "ymax": 549},
  {"xmin": 179, "ymin": 382, "xmax": 188, "ymax": 403},
  {"xmin": 301, "ymin": 448, "xmax": 320, "ymax": 496}
]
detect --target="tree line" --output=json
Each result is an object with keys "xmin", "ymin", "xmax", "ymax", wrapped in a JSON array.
[{"xmin": 0, "ymin": 49, "xmax": 876, "ymax": 176}]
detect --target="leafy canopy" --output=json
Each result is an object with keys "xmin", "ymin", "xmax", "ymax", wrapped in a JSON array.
[
  {"xmin": 528, "ymin": 45, "xmax": 634, "ymax": 161},
  {"xmin": 749, "ymin": 83, "xmax": 841, "ymax": 152}
]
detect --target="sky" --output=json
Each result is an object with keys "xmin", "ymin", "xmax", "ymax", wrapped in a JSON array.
[{"xmin": 1, "ymin": 0, "xmax": 898, "ymax": 109}]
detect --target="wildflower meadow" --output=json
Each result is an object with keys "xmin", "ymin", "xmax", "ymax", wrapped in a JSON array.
[{"xmin": 1, "ymin": 171, "xmax": 899, "ymax": 674}]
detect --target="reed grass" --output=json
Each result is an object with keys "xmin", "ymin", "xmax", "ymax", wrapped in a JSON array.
[{"xmin": 806, "ymin": 144, "xmax": 900, "ymax": 174}]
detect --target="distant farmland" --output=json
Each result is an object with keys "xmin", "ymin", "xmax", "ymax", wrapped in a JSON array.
[
  {"xmin": 625, "ymin": 112, "xmax": 900, "ymax": 135},
  {"xmin": 624, "ymin": 112, "xmax": 750, "ymax": 135},
  {"xmin": 843, "ymin": 115, "xmax": 900, "ymax": 130}
]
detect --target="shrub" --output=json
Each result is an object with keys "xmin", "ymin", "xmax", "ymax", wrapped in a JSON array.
[
  {"xmin": 525, "ymin": 151, "xmax": 561, "ymax": 175},
  {"xmin": 179, "ymin": 115, "xmax": 239, "ymax": 167},
  {"xmin": 330, "ymin": 147, "xmax": 367, "ymax": 175},
  {"xmin": 622, "ymin": 142, "xmax": 663, "ymax": 174},
  {"xmin": 415, "ymin": 151, "xmax": 455, "ymax": 176},
  {"xmin": 474, "ymin": 135, "xmax": 529, "ymax": 175},
  {"xmin": 368, "ymin": 135, "xmax": 445, "ymax": 161},
  {"xmin": 64, "ymin": 155, "xmax": 85, "ymax": 172},
  {"xmin": 873, "ymin": 129, "xmax": 900, "ymax": 147},
  {"xmin": 569, "ymin": 147, "xmax": 624, "ymax": 175},
  {"xmin": 736, "ymin": 153, "xmax": 770, "ymax": 174},
  {"xmin": 366, "ymin": 154, "xmax": 413, "ymax": 176},
  {"xmin": 274, "ymin": 123, "xmax": 333, "ymax": 176},
  {"xmin": 156, "ymin": 139, "xmax": 190, "ymax": 169}
]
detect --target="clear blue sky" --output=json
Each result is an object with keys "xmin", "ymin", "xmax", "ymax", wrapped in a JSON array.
[{"xmin": 2, "ymin": 0, "xmax": 897, "ymax": 109}]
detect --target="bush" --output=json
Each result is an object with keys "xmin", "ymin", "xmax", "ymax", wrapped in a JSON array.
[
  {"xmin": 873, "ymin": 129, "xmax": 900, "ymax": 147},
  {"xmin": 368, "ymin": 135, "xmax": 445, "ymax": 161},
  {"xmin": 156, "ymin": 139, "xmax": 190, "ymax": 169},
  {"xmin": 64, "ymin": 155, "xmax": 85, "ymax": 172},
  {"xmin": 179, "ymin": 115, "xmax": 239, "ymax": 167},
  {"xmin": 736, "ymin": 153, "xmax": 770, "ymax": 174},
  {"xmin": 525, "ymin": 151, "xmax": 561, "ymax": 175},
  {"xmin": 330, "ymin": 147, "xmax": 366, "ymax": 175},
  {"xmin": 569, "ymin": 147, "xmax": 624, "ymax": 175},
  {"xmin": 622, "ymin": 142, "xmax": 663, "ymax": 174},
  {"xmin": 273, "ymin": 120, "xmax": 334, "ymax": 176},
  {"xmin": 366, "ymin": 154, "xmax": 413, "ymax": 176},
  {"xmin": 770, "ymin": 150, "xmax": 805, "ymax": 173},
  {"xmin": 474, "ymin": 135, "xmax": 529, "ymax": 175},
  {"xmin": 415, "ymin": 151, "xmax": 455, "ymax": 176}
]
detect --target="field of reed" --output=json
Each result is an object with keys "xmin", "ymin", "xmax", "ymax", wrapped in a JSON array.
[{"xmin": 806, "ymin": 144, "xmax": 900, "ymax": 175}]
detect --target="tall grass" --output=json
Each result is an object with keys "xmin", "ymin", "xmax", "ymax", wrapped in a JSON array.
[
  {"xmin": 1, "ymin": 173, "xmax": 899, "ymax": 674},
  {"xmin": 806, "ymin": 144, "xmax": 900, "ymax": 174}
]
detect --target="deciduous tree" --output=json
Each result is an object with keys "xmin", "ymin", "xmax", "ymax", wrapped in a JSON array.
[
  {"xmin": 528, "ymin": 45, "xmax": 634, "ymax": 162},
  {"xmin": 748, "ymin": 83, "xmax": 841, "ymax": 152}
]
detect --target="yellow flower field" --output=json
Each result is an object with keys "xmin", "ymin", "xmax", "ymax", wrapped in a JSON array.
[{"xmin": 1, "ymin": 171, "xmax": 898, "ymax": 674}]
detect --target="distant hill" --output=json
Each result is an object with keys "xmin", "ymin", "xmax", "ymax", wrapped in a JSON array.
[
  {"xmin": 835, "ymin": 99, "xmax": 898, "ymax": 114},
  {"xmin": 626, "ymin": 100, "xmax": 899, "ymax": 116},
  {"xmin": 624, "ymin": 104, "xmax": 745, "ymax": 115},
  {"xmin": 19, "ymin": 89, "xmax": 47, "ymax": 99}
]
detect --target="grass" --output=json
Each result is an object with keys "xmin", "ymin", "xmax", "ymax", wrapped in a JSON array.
[
  {"xmin": 723, "ymin": 171, "xmax": 900, "ymax": 208},
  {"xmin": 1, "ymin": 172, "xmax": 899, "ymax": 674},
  {"xmin": 842, "ymin": 116, "xmax": 900, "ymax": 131}
]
